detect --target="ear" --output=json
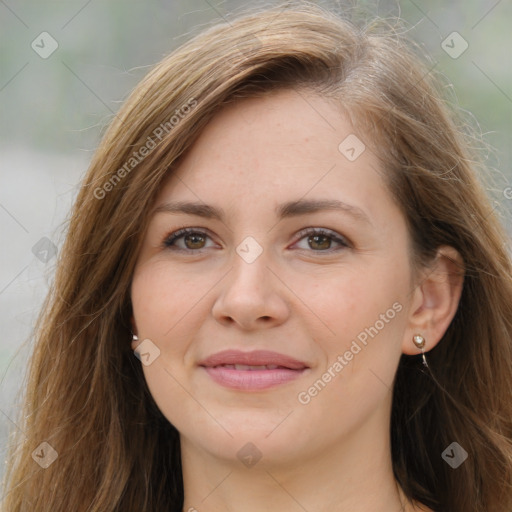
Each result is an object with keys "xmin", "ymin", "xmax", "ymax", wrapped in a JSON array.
[
  {"xmin": 402, "ymin": 246, "xmax": 464, "ymax": 356},
  {"xmin": 130, "ymin": 316, "xmax": 140, "ymax": 351}
]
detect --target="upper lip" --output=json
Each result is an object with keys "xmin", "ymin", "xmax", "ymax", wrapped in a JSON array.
[{"xmin": 198, "ymin": 350, "xmax": 309, "ymax": 370}]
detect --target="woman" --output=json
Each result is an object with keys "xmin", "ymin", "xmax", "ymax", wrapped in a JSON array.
[{"xmin": 2, "ymin": 3, "xmax": 512, "ymax": 511}]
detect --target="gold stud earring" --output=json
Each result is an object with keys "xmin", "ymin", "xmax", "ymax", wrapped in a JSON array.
[{"xmin": 412, "ymin": 334, "xmax": 428, "ymax": 368}]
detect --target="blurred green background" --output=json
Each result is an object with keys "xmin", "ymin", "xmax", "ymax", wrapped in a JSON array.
[
  {"xmin": 1, "ymin": 0, "xmax": 511, "ymax": 485},
  {"xmin": 1, "ymin": 1, "xmax": 511, "ymax": 164}
]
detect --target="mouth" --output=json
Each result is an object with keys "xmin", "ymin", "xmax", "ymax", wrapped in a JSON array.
[
  {"xmin": 211, "ymin": 363, "xmax": 291, "ymax": 370},
  {"xmin": 198, "ymin": 350, "xmax": 310, "ymax": 391}
]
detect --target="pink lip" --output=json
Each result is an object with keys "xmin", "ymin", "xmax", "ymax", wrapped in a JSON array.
[{"xmin": 198, "ymin": 350, "xmax": 309, "ymax": 391}]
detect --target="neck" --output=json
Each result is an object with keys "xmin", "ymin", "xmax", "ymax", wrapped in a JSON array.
[{"xmin": 180, "ymin": 405, "xmax": 419, "ymax": 512}]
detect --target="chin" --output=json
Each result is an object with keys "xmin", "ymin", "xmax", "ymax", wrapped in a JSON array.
[{"xmin": 180, "ymin": 416, "xmax": 318, "ymax": 470}]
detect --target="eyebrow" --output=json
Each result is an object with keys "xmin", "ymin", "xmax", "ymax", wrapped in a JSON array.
[{"xmin": 153, "ymin": 199, "xmax": 372, "ymax": 225}]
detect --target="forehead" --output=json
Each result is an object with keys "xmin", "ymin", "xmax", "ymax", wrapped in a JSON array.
[{"xmin": 154, "ymin": 89, "xmax": 397, "ymax": 228}]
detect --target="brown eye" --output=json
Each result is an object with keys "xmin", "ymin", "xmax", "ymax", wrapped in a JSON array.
[
  {"xmin": 308, "ymin": 234, "xmax": 332, "ymax": 250},
  {"xmin": 182, "ymin": 233, "xmax": 206, "ymax": 249},
  {"xmin": 294, "ymin": 228, "xmax": 350, "ymax": 253},
  {"xmin": 163, "ymin": 228, "xmax": 213, "ymax": 252}
]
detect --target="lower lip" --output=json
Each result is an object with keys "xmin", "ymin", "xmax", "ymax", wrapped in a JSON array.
[{"xmin": 201, "ymin": 366, "xmax": 307, "ymax": 390}]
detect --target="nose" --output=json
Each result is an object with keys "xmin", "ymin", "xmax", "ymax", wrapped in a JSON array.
[{"xmin": 211, "ymin": 249, "xmax": 290, "ymax": 330}]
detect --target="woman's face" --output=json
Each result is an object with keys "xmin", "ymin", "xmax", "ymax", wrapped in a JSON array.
[{"xmin": 131, "ymin": 89, "xmax": 418, "ymax": 468}]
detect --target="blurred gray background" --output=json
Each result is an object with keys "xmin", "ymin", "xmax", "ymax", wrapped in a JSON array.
[{"xmin": 1, "ymin": 0, "xmax": 511, "ymax": 485}]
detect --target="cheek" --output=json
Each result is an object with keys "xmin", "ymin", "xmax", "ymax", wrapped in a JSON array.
[
  {"xmin": 294, "ymin": 276, "xmax": 407, "ymax": 442},
  {"xmin": 131, "ymin": 259, "xmax": 223, "ymax": 384},
  {"xmin": 298, "ymin": 262, "xmax": 409, "ymax": 395},
  {"xmin": 131, "ymin": 261, "xmax": 198, "ymax": 341},
  {"xmin": 130, "ymin": 263, "xmax": 205, "ymax": 429},
  {"xmin": 291, "ymin": 260, "xmax": 407, "ymax": 344}
]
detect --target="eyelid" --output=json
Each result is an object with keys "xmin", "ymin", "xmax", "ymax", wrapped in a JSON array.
[{"xmin": 293, "ymin": 227, "xmax": 351, "ymax": 246}]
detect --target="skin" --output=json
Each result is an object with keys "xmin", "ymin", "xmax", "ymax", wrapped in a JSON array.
[{"xmin": 131, "ymin": 88, "xmax": 463, "ymax": 512}]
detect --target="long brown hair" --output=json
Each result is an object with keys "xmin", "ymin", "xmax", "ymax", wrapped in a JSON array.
[{"xmin": 2, "ymin": 3, "xmax": 512, "ymax": 511}]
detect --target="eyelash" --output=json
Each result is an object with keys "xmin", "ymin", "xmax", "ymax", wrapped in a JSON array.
[{"xmin": 162, "ymin": 227, "xmax": 351, "ymax": 254}]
